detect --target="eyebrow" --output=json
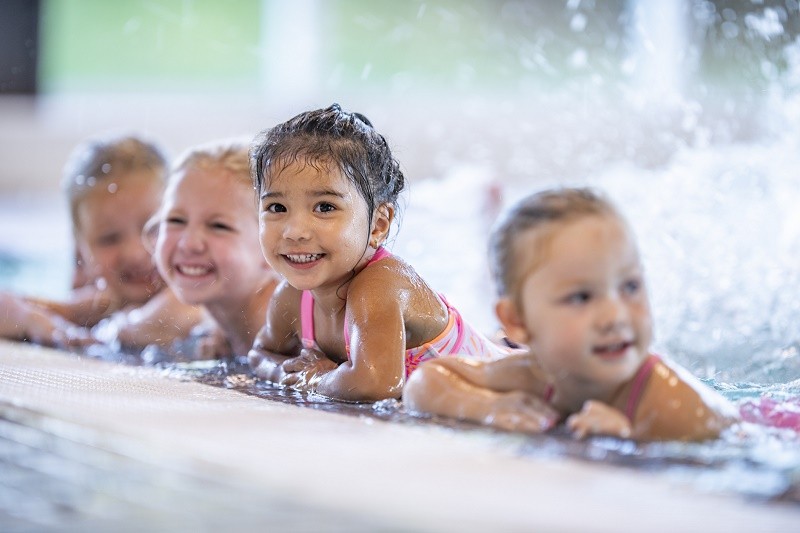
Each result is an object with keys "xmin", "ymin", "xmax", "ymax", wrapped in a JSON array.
[{"xmin": 260, "ymin": 188, "xmax": 347, "ymax": 200}]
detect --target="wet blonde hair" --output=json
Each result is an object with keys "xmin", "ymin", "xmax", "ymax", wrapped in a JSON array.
[
  {"xmin": 172, "ymin": 137, "xmax": 252, "ymax": 187},
  {"xmin": 62, "ymin": 133, "xmax": 168, "ymax": 231},
  {"xmin": 488, "ymin": 187, "xmax": 621, "ymax": 299},
  {"xmin": 144, "ymin": 137, "xmax": 254, "ymax": 247}
]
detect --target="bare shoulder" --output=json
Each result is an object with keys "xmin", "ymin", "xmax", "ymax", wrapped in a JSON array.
[
  {"xmin": 635, "ymin": 357, "xmax": 737, "ymax": 441},
  {"xmin": 348, "ymin": 253, "xmax": 445, "ymax": 323}
]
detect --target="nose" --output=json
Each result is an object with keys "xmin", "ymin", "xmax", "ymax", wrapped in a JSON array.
[
  {"xmin": 177, "ymin": 223, "xmax": 207, "ymax": 253},
  {"xmin": 596, "ymin": 294, "xmax": 630, "ymax": 333},
  {"xmin": 281, "ymin": 211, "xmax": 312, "ymax": 242}
]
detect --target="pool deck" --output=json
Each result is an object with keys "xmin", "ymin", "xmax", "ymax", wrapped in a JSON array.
[{"xmin": 1, "ymin": 340, "xmax": 799, "ymax": 532}]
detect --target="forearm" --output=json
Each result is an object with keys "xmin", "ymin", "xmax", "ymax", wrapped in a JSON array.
[
  {"xmin": 418, "ymin": 353, "xmax": 545, "ymax": 394},
  {"xmin": 310, "ymin": 361, "xmax": 403, "ymax": 402},
  {"xmin": 404, "ymin": 362, "xmax": 515, "ymax": 424}
]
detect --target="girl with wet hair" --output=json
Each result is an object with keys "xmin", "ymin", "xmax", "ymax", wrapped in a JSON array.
[
  {"xmin": 404, "ymin": 187, "xmax": 738, "ymax": 441},
  {"xmin": 248, "ymin": 104, "xmax": 511, "ymax": 402},
  {"xmin": 21, "ymin": 133, "xmax": 203, "ymax": 349}
]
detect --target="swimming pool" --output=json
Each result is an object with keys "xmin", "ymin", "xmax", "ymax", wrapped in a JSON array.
[{"xmin": 2, "ymin": 141, "xmax": 800, "ymax": 528}]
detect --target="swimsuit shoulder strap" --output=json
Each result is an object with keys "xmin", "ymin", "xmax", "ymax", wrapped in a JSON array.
[
  {"xmin": 300, "ymin": 290, "xmax": 316, "ymax": 349},
  {"xmin": 624, "ymin": 354, "xmax": 661, "ymax": 421}
]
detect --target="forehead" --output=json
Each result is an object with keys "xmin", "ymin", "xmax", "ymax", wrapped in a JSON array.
[
  {"xmin": 267, "ymin": 157, "xmax": 350, "ymax": 189},
  {"xmin": 513, "ymin": 214, "xmax": 637, "ymax": 279}
]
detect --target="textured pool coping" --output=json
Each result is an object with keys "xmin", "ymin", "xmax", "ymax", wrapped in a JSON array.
[{"xmin": 1, "ymin": 340, "xmax": 798, "ymax": 532}]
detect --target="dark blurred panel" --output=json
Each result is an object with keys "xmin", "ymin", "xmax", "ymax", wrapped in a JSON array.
[{"xmin": 0, "ymin": 0, "xmax": 39, "ymax": 93}]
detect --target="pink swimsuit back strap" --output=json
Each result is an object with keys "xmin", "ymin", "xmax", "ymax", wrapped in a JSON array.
[{"xmin": 624, "ymin": 354, "xmax": 660, "ymax": 421}]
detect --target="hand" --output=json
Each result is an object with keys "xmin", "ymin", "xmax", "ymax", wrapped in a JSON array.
[
  {"xmin": 279, "ymin": 348, "xmax": 338, "ymax": 391},
  {"xmin": 194, "ymin": 329, "xmax": 232, "ymax": 360},
  {"xmin": 483, "ymin": 390, "xmax": 559, "ymax": 433},
  {"xmin": 566, "ymin": 400, "xmax": 632, "ymax": 439},
  {"xmin": 26, "ymin": 308, "xmax": 94, "ymax": 349}
]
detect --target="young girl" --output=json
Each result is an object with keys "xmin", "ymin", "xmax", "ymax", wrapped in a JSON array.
[
  {"xmin": 403, "ymin": 188, "xmax": 738, "ymax": 441},
  {"xmin": 24, "ymin": 133, "xmax": 203, "ymax": 349},
  {"xmin": 153, "ymin": 138, "xmax": 279, "ymax": 357},
  {"xmin": 248, "ymin": 104, "xmax": 509, "ymax": 402}
]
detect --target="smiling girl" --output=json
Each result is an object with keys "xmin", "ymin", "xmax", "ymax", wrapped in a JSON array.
[
  {"xmin": 153, "ymin": 138, "xmax": 279, "ymax": 357},
  {"xmin": 247, "ymin": 104, "xmax": 510, "ymax": 402},
  {"xmin": 404, "ymin": 188, "xmax": 738, "ymax": 441}
]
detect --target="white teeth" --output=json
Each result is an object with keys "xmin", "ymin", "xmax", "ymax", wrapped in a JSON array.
[
  {"xmin": 286, "ymin": 253, "xmax": 322, "ymax": 264},
  {"xmin": 178, "ymin": 265, "xmax": 211, "ymax": 277}
]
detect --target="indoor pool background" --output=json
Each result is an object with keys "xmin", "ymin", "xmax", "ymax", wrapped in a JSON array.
[{"xmin": 2, "ymin": 0, "xmax": 800, "ymax": 529}]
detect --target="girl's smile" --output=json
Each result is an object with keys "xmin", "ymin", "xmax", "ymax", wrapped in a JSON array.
[{"xmin": 259, "ymin": 159, "xmax": 378, "ymax": 294}]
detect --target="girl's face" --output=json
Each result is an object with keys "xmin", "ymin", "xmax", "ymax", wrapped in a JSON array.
[
  {"xmin": 75, "ymin": 169, "xmax": 163, "ymax": 305},
  {"xmin": 155, "ymin": 163, "xmax": 270, "ymax": 308},
  {"xmin": 503, "ymin": 214, "xmax": 653, "ymax": 394},
  {"xmin": 258, "ymin": 159, "xmax": 384, "ymax": 293}
]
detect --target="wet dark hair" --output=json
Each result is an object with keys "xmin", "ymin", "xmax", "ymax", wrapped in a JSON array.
[
  {"xmin": 250, "ymin": 103, "xmax": 405, "ymax": 231},
  {"xmin": 489, "ymin": 187, "xmax": 619, "ymax": 298}
]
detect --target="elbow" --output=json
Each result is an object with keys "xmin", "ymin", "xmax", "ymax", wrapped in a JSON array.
[{"xmin": 402, "ymin": 362, "xmax": 443, "ymax": 413}]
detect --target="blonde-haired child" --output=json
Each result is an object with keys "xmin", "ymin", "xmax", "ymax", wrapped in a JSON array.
[
  {"xmin": 248, "ymin": 104, "xmax": 510, "ymax": 402},
  {"xmin": 25, "ymin": 133, "xmax": 203, "ymax": 348},
  {"xmin": 404, "ymin": 188, "xmax": 738, "ymax": 441},
  {"xmin": 153, "ymin": 138, "xmax": 279, "ymax": 357}
]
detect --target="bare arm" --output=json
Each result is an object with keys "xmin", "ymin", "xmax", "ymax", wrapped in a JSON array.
[
  {"xmin": 297, "ymin": 280, "xmax": 407, "ymax": 401},
  {"xmin": 566, "ymin": 359, "xmax": 738, "ymax": 442},
  {"xmin": 630, "ymin": 360, "xmax": 738, "ymax": 441},
  {"xmin": 93, "ymin": 288, "xmax": 205, "ymax": 349},
  {"xmin": 403, "ymin": 358, "xmax": 558, "ymax": 433},
  {"xmin": 248, "ymin": 280, "xmax": 302, "ymax": 382},
  {"xmin": 26, "ymin": 283, "xmax": 122, "ymax": 327},
  {"xmin": 1, "ymin": 291, "xmax": 93, "ymax": 348}
]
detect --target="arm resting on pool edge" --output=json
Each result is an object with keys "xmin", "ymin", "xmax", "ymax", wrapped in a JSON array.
[{"xmin": 403, "ymin": 357, "xmax": 559, "ymax": 433}]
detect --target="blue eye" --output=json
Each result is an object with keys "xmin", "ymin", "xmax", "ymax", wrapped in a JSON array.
[
  {"xmin": 622, "ymin": 278, "xmax": 642, "ymax": 296},
  {"xmin": 564, "ymin": 291, "xmax": 591, "ymax": 305}
]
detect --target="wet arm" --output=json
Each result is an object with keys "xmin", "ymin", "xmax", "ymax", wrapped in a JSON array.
[
  {"xmin": 98, "ymin": 289, "xmax": 205, "ymax": 349},
  {"xmin": 247, "ymin": 281, "xmax": 301, "ymax": 382},
  {"xmin": 404, "ymin": 359, "xmax": 558, "ymax": 433},
  {"xmin": 632, "ymin": 361, "xmax": 738, "ymax": 441},
  {"xmin": 306, "ymin": 293, "xmax": 407, "ymax": 402}
]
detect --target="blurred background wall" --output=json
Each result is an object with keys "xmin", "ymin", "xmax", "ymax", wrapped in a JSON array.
[{"xmin": 1, "ymin": 0, "xmax": 798, "ymax": 192}]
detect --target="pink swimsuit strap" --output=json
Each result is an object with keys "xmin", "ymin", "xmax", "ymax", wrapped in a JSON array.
[
  {"xmin": 301, "ymin": 247, "xmax": 391, "ymax": 350},
  {"xmin": 542, "ymin": 354, "xmax": 660, "ymax": 422},
  {"xmin": 624, "ymin": 354, "xmax": 661, "ymax": 422}
]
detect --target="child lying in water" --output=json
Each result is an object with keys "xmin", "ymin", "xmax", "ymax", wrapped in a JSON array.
[
  {"xmin": 24, "ymin": 133, "xmax": 203, "ymax": 349},
  {"xmin": 404, "ymin": 187, "xmax": 738, "ymax": 441}
]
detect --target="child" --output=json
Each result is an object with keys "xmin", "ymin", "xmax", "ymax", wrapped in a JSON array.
[
  {"xmin": 25, "ymin": 133, "xmax": 203, "ymax": 349},
  {"xmin": 152, "ymin": 138, "xmax": 279, "ymax": 357},
  {"xmin": 247, "ymin": 104, "xmax": 509, "ymax": 402},
  {"xmin": 403, "ymin": 188, "xmax": 738, "ymax": 441}
]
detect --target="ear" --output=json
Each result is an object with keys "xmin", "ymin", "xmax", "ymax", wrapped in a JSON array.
[
  {"xmin": 370, "ymin": 203, "xmax": 394, "ymax": 248},
  {"xmin": 495, "ymin": 297, "xmax": 531, "ymax": 345}
]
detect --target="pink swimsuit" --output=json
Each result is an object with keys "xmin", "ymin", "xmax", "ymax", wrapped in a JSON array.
[
  {"xmin": 299, "ymin": 247, "xmax": 508, "ymax": 377},
  {"xmin": 544, "ymin": 354, "xmax": 662, "ymax": 421}
]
